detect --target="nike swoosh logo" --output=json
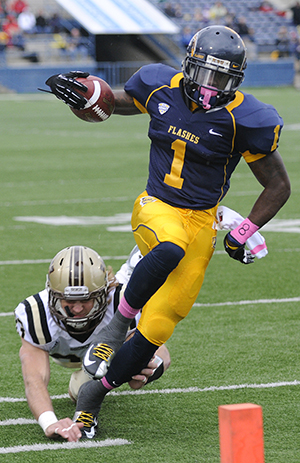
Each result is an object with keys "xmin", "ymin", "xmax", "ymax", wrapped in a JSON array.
[
  {"xmin": 84, "ymin": 345, "xmax": 96, "ymax": 366},
  {"xmin": 112, "ymin": 381, "xmax": 121, "ymax": 387},
  {"xmin": 209, "ymin": 129, "xmax": 223, "ymax": 137}
]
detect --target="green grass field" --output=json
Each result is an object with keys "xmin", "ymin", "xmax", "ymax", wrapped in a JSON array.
[{"xmin": 0, "ymin": 85, "xmax": 300, "ymax": 462}]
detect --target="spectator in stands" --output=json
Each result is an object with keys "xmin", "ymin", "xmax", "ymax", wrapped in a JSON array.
[
  {"xmin": 245, "ymin": 27, "xmax": 258, "ymax": 61},
  {"xmin": 0, "ymin": 28, "xmax": 9, "ymax": 65},
  {"xmin": 202, "ymin": 4, "xmax": 210, "ymax": 23},
  {"xmin": 174, "ymin": 3, "xmax": 183, "ymax": 18},
  {"xmin": 193, "ymin": 7, "xmax": 203, "ymax": 23},
  {"xmin": 48, "ymin": 13, "xmax": 63, "ymax": 34},
  {"xmin": 234, "ymin": 16, "xmax": 250, "ymax": 37},
  {"xmin": 163, "ymin": 2, "xmax": 176, "ymax": 17},
  {"xmin": 2, "ymin": 14, "xmax": 25, "ymax": 50},
  {"xmin": 9, "ymin": 0, "xmax": 27, "ymax": 15},
  {"xmin": 291, "ymin": 32, "xmax": 300, "ymax": 71},
  {"xmin": 234, "ymin": 17, "xmax": 258, "ymax": 61},
  {"xmin": 224, "ymin": 13, "xmax": 236, "ymax": 30},
  {"xmin": 273, "ymin": 26, "xmax": 292, "ymax": 58},
  {"xmin": 66, "ymin": 27, "xmax": 88, "ymax": 61},
  {"xmin": 259, "ymin": 1, "xmax": 274, "ymax": 13},
  {"xmin": 51, "ymin": 32, "xmax": 68, "ymax": 57},
  {"xmin": 291, "ymin": 1, "xmax": 300, "ymax": 26},
  {"xmin": 180, "ymin": 25, "xmax": 193, "ymax": 49},
  {"xmin": 35, "ymin": 10, "xmax": 48, "ymax": 34},
  {"xmin": 209, "ymin": 1, "xmax": 228, "ymax": 24},
  {"xmin": 0, "ymin": 1, "xmax": 8, "ymax": 19},
  {"xmin": 17, "ymin": 7, "xmax": 36, "ymax": 34}
]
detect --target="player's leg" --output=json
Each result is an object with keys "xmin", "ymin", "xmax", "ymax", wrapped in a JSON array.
[
  {"xmin": 79, "ymin": 207, "xmax": 217, "ymax": 431},
  {"xmin": 99, "ymin": 207, "xmax": 217, "ymax": 385},
  {"xmin": 83, "ymin": 193, "xmax": 189, "ymax": 378}
]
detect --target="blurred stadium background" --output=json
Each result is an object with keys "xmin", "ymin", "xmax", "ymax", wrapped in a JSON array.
[{"xmin": 0, "ymin": 0, "xmax": 299, "ymax": 90}]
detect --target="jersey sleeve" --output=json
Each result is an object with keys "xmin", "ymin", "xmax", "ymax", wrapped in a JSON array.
[
  {"xmin": 234, "ymin": 93, "xmax": 283, "ymax": 161},
  {"xmin": 15, "ymin": 301, "xmax": 31, "ymax": 341},
  {"xmin": 14, "ymin": 292, "xmax": 54, "ymax": 350},
  {"xmin": 124, "ymin": 63, "xmax": 179, "ymax": 110}
]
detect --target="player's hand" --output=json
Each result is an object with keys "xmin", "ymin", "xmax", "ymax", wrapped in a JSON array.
[
  {"xmin": 44, "ymin": 71, "xmax": 90, "ymax": 109},
  {"xmin": 128, "ymin": 356, "xmax": 161, "ymax": 390},
  {"xmin": 224, "ymin": 232, "xmax": 255, "ymax": 264},
  {"xmin": 45, "ymin": 418, "xmax": 84, "ymax": 442}
]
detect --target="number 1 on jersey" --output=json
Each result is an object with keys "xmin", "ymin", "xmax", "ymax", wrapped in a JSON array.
[{"xmin": 164, "ymin": 139, "xmax": 186, "ymax": 189}]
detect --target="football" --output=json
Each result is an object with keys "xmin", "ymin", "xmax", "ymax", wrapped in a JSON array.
[{"xmin": 71, "ymin": 75, "xmax": 115, "ymax": 123}]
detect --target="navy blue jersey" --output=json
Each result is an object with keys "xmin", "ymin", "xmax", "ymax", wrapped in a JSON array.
[{"xmin": 124, "ymin": 63, "xmax": 283, "ymax": 210}]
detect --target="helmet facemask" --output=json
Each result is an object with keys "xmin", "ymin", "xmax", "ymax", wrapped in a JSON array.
[
  {"xmin": 48, "ymin": 283, "xmax": 108, "ymax": 335},
  {"xmin": 47, "ymin": 246, "xmax": 108, "ymax": 336}
]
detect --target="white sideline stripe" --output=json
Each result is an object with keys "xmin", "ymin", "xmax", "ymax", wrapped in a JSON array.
[
  {"xmin": 2, "ymin": 296, "xmax": 300, "ymax": 318},
  {"xmin": 194, "ymin": 296, "xmax": 300, "ymax": 308},
  {"xmin": 0, "ymin": 196, "xmax": 135, "ymax": 207},
  {"xmin": 0, "ymin": 439, "xmax": 131, "ymax": 454},
  {"xmin": 0, "ymin": 247, "xmax": 299, "ymax": 267},
  {"xmin": 0, "ymin": 418, "xmax": 36, "ymax": 425},
  {"xmin": 108, "ymin": 380, "xmax": 300, "ymax": 396},
  {"xmin": 0, "ymin": 255, "xmax": 128, "ymax": 266},
  {"xmin": 1, "ymin": 380, "xmax": 300, "ymax": 406}
]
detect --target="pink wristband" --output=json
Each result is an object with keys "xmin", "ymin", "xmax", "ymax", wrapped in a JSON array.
[{"xmin": 230, "ymin": 218, "xmax": 259, "ymax": 245}]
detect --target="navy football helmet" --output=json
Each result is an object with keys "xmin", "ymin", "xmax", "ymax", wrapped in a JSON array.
[{"xmin": 182, "ymin": 26, "xmax": 247, "ymax": 110}]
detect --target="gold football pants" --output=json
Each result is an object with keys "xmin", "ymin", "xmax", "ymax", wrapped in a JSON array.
[{"xmin": 131, "ymin": 191, "xmax": 217, "ymax": 346}]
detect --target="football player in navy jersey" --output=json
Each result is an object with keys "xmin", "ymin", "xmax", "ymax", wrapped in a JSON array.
[
  {"xmin": 45, "ymin": 26, "xmax": 290, "ymax": 429},
  {"xmin": 15, "ymin": 245, "xmax": 170, "ymax": 441}
]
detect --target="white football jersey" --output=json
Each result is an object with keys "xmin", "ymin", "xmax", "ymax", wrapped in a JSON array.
[{"xmin": 14, "ymin": 246, "xmax": 143, "ymax": 367}]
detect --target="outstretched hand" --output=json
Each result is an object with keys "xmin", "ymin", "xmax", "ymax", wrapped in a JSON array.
[
  {"xmin": 45, "ymin": 417, "xmax": 84, "ymax": 442},
  {"xmin": 43, "ymin": 71, "xmax": 90, "ymax": 109}
]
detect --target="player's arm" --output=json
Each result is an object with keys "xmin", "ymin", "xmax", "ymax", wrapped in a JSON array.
[
  {"xmin": 19, "ymin": 339, "xmax": 83, "ymax": 441},
  {"xmin": 246, "ymin": 149, "xmax": 290, "ymax": 226},
  {"xmin": 113, "ymin": 89, "xmax": 141, "ymax": 115},
  {"xmin": 224, "ymin": 150, "xmax": 290, "ymax": 263}
]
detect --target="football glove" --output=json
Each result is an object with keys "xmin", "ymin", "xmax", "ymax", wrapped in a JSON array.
[
  {"xmin": 224, "ymin": 232, "xmax": 255, "ymax": 264},
  {"xmin": 43, "ymin": 71, "xmax": 90, "ymax": 109}
]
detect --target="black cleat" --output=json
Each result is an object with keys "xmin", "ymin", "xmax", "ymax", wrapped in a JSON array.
[{"xmin": 73, "ymin": 411, "xmax": 98, "ymax": 439}]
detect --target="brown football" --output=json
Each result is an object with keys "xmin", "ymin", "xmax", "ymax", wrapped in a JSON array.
[{"xmin": 71, "ymin": 75, "xmax": 115, "ymax": 123}]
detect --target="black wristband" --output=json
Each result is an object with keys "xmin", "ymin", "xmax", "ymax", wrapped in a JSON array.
[{"xmin": 146, "ymin": 362, "xmax": 164, "ymax": 384}]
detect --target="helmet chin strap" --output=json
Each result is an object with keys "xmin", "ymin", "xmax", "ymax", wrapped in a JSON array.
[
  {"xmin": 199, "ymin": 86, "xmax": 218, "ymax": 110},
  {"xmin": 64, "ymin": 305, "xmax": 75, "ymax": 318}
]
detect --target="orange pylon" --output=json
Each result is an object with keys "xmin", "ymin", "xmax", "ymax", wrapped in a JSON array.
[{"xmin": 219, "ymin": 403, "xmax": 265, "ymax": 463}]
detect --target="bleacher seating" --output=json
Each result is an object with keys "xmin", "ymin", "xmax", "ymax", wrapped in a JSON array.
[
  {"xmin": 149, "ymin": 0, "xmax": 297, "ymax": 54},
  {"xmin": 2, "ymin": 0, "xmax": 298, "ymax": 66}
]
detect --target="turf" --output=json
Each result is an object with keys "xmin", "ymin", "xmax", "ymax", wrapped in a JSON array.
[{"xmin": 0, "ymin": 85, "xmax": 299, "ymax": 462}]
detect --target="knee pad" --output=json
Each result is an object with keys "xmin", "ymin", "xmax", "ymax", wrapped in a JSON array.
[
  {"xmin": 124, "ymin": 242, "xmax": 185, "ymax": 308},
  {"xmin": 140, "ymin": 314, "xmax": 175, "ymax": 345},
  {"xmin": 149, "ymin": 242, "xmax": 185, "ymax": 275}
]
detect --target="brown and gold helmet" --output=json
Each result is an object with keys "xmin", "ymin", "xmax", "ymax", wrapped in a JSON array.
[{"xmin": 47, "ymin": 246, "xmax": 108, "ymax": 335}]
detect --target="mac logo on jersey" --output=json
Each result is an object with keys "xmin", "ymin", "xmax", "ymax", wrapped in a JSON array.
[{"xmin": 158, "ymin": 103, "xmax": 170, "ymax": 115}]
